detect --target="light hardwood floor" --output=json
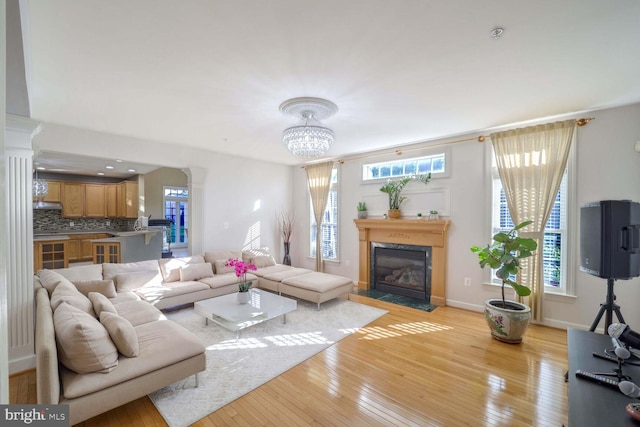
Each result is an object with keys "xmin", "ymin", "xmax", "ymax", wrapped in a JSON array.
[{"xmin": 10, "ymin": 295, "xmax": 568, "ymax": 426}]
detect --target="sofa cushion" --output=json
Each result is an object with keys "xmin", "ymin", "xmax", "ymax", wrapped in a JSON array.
[
  {"xmin": 71, "ymin": 279, "xmax": 117, "ymax": 298},
  {"xmin": 38, "ymin": 269, "xmax": 72, "ymax": 295},
  {"xmin": 103, "ymin": 260, "xmax": 160, "ymax": 282},
  {"xmin": 53, "ymin": 303, "xmax": 119, "ymax": 374},
  {"xmin": 242, "ymin": 247, "xmax": 272, "ymax": 262},
  {"xmin": 113, "ymin": 300, "xmax": 165, "ymax": 326},
  {"xmin": 134, "ymin": 281, "xmax": 210, "ymax": 304},
  {"xmin": 250, "ymin": 255, "xmax": 277, "ymax": 268},
  {"xmin": 204, "ymin": 250, "xmax": 243, "ymax": 265},
  {"xmin": 50, "ymin": 281, "xmax": 95, "ymax": 316},
  {"xmin": 179, "ymin": 262, "xmax": 214, "ymax": 281},
  {"xmin": 48, "ymin": 264, "xmax": 104, "ymax": 282},
  {"xmin": 213, "ymin": 259, "xmax": 236, "ymax": 275},
  {"xmin": 263, "ymin": 268, "xmax": 312, "ymax": 282},
  {"xmin": 251, "ymin": 264, "xmax": 298, "ymax": 278},
  {"xmin": 158, "ymin": 255, "xmax": 205, "ymax": 282},
  {"xmin": 88, "ymin": 292, "xmax": 117, "ymax": 317},
  {"xmin": 114, "ymin": 271, "xmax": 163, "ymax": 292},
  {"xmin": 198, "ymin": 272, "xmax": 258, "ymax": 289},
  {"xmin": 281, "ymin": 272, "xmax": 353, "ymax": 292},
  {"xmin": 60, "ymin": 319, "xmax": 204, "ymax": 399},
  {"xmin": 100, "ymin": 312, "xmax": 139, "ymax": 357}
]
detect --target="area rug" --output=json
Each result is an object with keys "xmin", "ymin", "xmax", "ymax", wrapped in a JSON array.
[
  {"xmin": 353, "ymin": 289, "xmax": 438, "ymax": 312},
  {"xmin": 148, "ymin": 298, "xmax": 387, "ymax": 427}
]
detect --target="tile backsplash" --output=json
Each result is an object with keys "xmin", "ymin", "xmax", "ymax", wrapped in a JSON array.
[{"xmin": 34, "ymin": 209, "xmax": 134, "ymax": 232}]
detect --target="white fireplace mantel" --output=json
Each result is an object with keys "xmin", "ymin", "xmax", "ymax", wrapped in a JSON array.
[{"xmin": 354, "ymin": 218, "xmax": 450, "ymax": 306}]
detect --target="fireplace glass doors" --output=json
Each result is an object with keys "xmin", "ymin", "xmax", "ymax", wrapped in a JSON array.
[{"xmin": 370, "ymin": 242, "xmax": 432, "ymax": 300}]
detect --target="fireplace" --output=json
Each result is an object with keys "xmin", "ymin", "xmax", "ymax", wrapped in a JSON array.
[
  {"xmin": 354, "ymin": 218, "xmax": 449, "ymax": 306},
  {"xmin": 371, "ymin": 243, "xmax": 431, "ymax": 300}
]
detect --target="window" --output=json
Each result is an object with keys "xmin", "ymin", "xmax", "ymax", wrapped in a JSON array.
[
  {"xmin": 164, "ymin": 187, "xmax": 188, "ymax": 249},
  {"xmin": 362, "ymin": 152, "xmax": 446, "ymax": 181},
  {"xmin": 310, "ymin": 167, "xmax": 338, "ymax": 260},
  {"xmin": 491, "ymin": 168, "xmax": 569, "ymax": 294}
]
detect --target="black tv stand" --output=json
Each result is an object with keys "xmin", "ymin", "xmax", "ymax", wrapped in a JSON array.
[{"xmin": 589, "ymin": 278, "xmax": 626, "ymax": 334}]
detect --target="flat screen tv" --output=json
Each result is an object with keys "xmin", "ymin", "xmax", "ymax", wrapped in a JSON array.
[{"xmin": 580, "ymin": 200, "xmax": 640, "ymax": 279}]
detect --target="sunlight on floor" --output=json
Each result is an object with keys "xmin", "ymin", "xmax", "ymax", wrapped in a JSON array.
[
  {"xmin": 356, "ymin": 321, "xmax": 454, "ymax": 340},
  {"xmin": 207, "ymin": 331, "xmax": 333, "ymax": 351}
]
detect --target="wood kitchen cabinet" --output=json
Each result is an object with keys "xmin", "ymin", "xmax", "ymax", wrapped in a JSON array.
[
  {"xmin": 34, "ymin": 180, "xmax": 62, "ymax": 202},
  {"xmin": 93, "ymin": 242, "xmax": 120, "ymax": 264},
  {"xmin": 34, "ymin": 240, "xmax": 68, "ymax": 273},
  {"xmin": 116, "ymin": 181, "xmax": 138, "ymax": 218},
  {"xmin": 61, "ymin": 183, "xmax": 85, "ymax": 217},
  {"xmin": 85, "ymin": 184, "xmax": 106, "ymax": 217},
  {"xmin": 66, "ymin": 239, "xmax": 81, "ymax": 262},
  {"xmin": 105, "ymin": 184, "xmax": 118, "ymax": 217},
  {"xmin": 67, "ymin": 234, "xmax": 104, "ymax": 263}
]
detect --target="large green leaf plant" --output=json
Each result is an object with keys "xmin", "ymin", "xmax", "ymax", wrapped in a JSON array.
[
  {"xmin": 379, "ymin": 173, "xmax": 431, "ymax": 210},
  {"xmin": 470, "ymin": 220, "xmax": 538, "ymax": 307}
]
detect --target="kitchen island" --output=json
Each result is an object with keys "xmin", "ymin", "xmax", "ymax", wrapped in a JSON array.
[{"xmin": 92, "ymin": 230, "xmax": 163, "ymax": 263}]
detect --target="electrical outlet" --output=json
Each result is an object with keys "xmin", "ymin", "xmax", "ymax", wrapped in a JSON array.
[
  {"xmin": 464, "ymin": 277, "xmax": 471, "ymax": 287},
  {"xmin": 69, "ymin": 221, "xmax": 74, "ymax": 227},
  {"xmin": 106, "ymin": 220, "xmax": 110, "ymax": 226}
]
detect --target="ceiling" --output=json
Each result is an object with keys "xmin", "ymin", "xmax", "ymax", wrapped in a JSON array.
[{"xmin": 21, "ymin": 0, "xmax": 640, "ymax": 169}]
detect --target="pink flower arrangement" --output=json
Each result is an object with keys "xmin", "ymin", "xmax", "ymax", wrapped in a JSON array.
[{"xmin": 225, "ymin": 258, "xmax": 257, "ymax": 292}]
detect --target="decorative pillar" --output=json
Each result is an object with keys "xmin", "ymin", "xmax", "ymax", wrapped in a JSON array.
[
  {"xmin": 5, "ymin": 114, "xmax": 40, "ymax": 373},
  {"xmin": 183, "ymin": 166, "xmax": 206, "ymax": 257}
]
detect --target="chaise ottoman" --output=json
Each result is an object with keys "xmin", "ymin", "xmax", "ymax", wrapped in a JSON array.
[{"xmin": 279, "ymin": 272, "xmax": 354, "ymax": 309}]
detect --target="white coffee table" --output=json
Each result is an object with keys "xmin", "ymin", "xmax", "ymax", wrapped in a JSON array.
[{"xmin": 194, "ymin": 289, "xmax": 297, "ymax": 339}]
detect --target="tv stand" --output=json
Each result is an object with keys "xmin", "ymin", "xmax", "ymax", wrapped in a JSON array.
[{"xmin": 589, "ymin": 278, "xmax": 626, "ymax": 333}]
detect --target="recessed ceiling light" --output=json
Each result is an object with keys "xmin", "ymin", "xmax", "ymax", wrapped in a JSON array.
[
  {"xmin": 128, "ymin": 169, "xmax": 136, "ymax": 173},
  {"xmin": 105, "ymin": 165, "xmax": 115, "ymax": 170},
  {"xmin": 490, "ymin": 27, "xmax": 504, "ymax": 39},
  {"xmin": 36, "ymin": 166, "xmax": 46, "ymax": 170},
  {"xmin": 97, "ymin": 172, "xmax": 105, "ymax": 176},
  {"xmin": 115, "ymin": 159, "xmax": 123, "ymax": 163}
]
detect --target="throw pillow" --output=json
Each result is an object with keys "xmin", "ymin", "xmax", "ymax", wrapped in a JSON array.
[
  {"xmin": 179, "ymin": 262, "xmax": 214, "ymax": 281},
  {"xmin": 99, "ymin": 312, "xmax": 139, "ymax": 357},
  {"xmin": 250, "ymin": 255, "xmax": 277, "ymax": 268},
  {"xmin": 88, "ymin": 292, "xmax": 118, "ymax": 317},
  {"xmin": 213, "ymin": 259, "xmax": 236, "ymax": 275},
  {"xmin": 71, "ymin": 280, "xmax": 117, "ymax": 298},
  {"xmin": 114, "ymin": 271, "xmax": 162, "ymax": 292},
  {"xmin": 53, "ymin": 302, "xmax": 119, "ymax": 374},
  {"xmin": 158, "ymin": 255, "xmax": 205, "ymax": 282},
  {"xmin": 50, "ymin": 281, "xmax": 95, "ymax": 316},
  {"xmin": 38, "ymin": 269, "xmax": 72, "ymax": 295}
]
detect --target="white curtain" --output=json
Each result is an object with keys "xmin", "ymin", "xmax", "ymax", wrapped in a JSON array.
[
  {"xmin": 490, "ymin": 119, "xmax": 575, "ymax": 322},
  {"xmin": 305, "ymin": 162, "xmax": 334, "ymax": 272}
]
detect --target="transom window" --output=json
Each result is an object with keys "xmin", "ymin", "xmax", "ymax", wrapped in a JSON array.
[{"xmin": 362, "ymin": 153, "xmax": 446, "ymax": 181}]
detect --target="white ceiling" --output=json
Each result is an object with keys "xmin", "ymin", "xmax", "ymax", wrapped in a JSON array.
[{"xmin": 23, "ymin": 0, "xmax": 640, "ymax": 168}]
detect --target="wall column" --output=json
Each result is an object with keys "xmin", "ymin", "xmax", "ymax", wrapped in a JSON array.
[
  {"xmin": 5, "ymin": 114, "xmax": 40, "ymax": 373},
  {"xmin": 184, "ymin": 166, "xmax": 206, "ymax": 256}
]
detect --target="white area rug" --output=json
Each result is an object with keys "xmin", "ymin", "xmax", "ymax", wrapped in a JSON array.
[{"xmin": 148, "ymin": 297, "xmax": 387, "ymax": 427}]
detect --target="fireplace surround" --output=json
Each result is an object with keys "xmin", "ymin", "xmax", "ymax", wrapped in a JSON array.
[{"xmin": 354, "ymin": 219, "xmax": 450, "ymax": 306}]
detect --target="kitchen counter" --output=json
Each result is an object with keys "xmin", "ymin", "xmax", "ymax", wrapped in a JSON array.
[
  {"xmin": 33, "ymin": 229, "xmax": 127, "ymax": 236},
  {"xmin": 33, "ymin": 235, "xmax": 70, "ymax": 241}
]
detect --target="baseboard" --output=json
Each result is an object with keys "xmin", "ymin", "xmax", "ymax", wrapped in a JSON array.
[
  {"xmin": 445, "ymin": 299, "xmax": 484, "ymax": 313},
  {"xmin": 9, "ymin": 354, "xmax": 36, "ymax": 374}
]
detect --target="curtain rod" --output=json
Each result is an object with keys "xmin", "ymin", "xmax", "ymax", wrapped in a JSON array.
[
  {"xmin": 339, "ymin": 117, "xmax": 595, "ymax": 163},
  {"xmin": 301, "ymin": 117, "xmax": 594, "ymax": 167}
]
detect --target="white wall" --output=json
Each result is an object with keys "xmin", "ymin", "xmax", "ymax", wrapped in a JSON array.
[{"xmin": 292, "ymin": 102, "xmax": 640, "ymax": 331}]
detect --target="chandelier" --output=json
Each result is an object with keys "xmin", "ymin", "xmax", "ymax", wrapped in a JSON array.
[
  {"xmin": 280, "ymin": 97, "xmax": 338, "ymax": 158},
  {"xmin": 33, "ymin": 164, "xmax": 49, "ymax": 198}
]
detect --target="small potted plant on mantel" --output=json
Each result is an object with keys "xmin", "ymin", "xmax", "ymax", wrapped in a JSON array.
[
  {"xmin": 470, "ymin": 220, "xmax": 537, "ymax": 343},
  {"xmin": 357, "ymin": 201, "xmax": 368, "ymax": 219},
  {"xmin": 225, "ymin": 258, "xmax": 257, "ymax": 304},
  {"xmin": 379, "ymin": 173, "xmax": 431, "ymax": 219}
]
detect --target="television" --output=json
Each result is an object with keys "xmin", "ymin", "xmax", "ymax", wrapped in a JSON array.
[{"xmin": 580, "ymin": 200, "xmax": 640, "ymax": 279}]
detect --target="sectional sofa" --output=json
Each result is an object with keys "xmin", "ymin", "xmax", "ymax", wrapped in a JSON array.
[{"xmin": 34, "ymin": 248, "xmax": 354, "ymax": 424}]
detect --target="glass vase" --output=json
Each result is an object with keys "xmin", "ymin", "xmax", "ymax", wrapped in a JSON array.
[{"xmin": 283, "ymin": 242, "xmax": 291, "ymax": 265}]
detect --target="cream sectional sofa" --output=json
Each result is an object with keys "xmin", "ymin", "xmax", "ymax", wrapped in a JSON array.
[{"xmin": 34, "ymin": 248, "xmax": 354, "ymax": 424}]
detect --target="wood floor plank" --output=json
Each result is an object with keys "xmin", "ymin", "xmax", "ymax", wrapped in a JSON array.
[{"xmin": 10, "ymin": 295, "xmax": 569, "ymax": 426}]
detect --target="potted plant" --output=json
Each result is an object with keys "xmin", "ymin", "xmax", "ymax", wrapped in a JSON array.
[
  {"xmin": 379, "ymin": 173, "xmax": 431, "ymax": 218},
  {"xmin": 470, "ymin": 220, "xmax": 537, "ymax": 343},
  {"xmin": 225, "ymin": 258, "xmax": 257, "ymax": 304},
  {"xmin": 357, "ymin": 201, "xmax": 368, "ymax": 219}
]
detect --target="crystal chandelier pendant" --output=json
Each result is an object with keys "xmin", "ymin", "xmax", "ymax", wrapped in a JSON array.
[
  {"xmin": 33, "ymin": 166, "xmax": 49, "ymax": 198},
  {"xmin": 280, "ymin": 97, "xmax": 338, "ymax": 158}
]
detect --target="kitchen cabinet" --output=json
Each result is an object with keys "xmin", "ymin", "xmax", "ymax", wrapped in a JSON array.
[
  {"xmin": 106, "ymin": 184, "xmax": 118, "ymax": 217},
  {"xmin": 116, "ymin": 181, "xmax": 138, "ymax": 218},
  {"xmin": 67, "ymin": 233, "xmax": 106, "ymax": 263},
  {"xmin": 85, "ymin": 184, "xmax": 106, "ymax": 217},
  {"xmin": 61, "ymin": 183, "xmax": 85, "ymax": 217},
  {"xmin": 93, "ymin": 241, "xmax": 120, "ymax": 264},
  {"xmin": 66, "ymin": 239, "xmax": 81, "ymax": 262},
  {"xmin": 34, "ymin": 180, "xmax": 61, "ymax": 202},
  {"xmin": 34, "ymin": 240, "xmax": 68, "ymax": 273}
]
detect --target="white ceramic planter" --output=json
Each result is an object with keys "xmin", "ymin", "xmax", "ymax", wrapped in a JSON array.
[{"xmin": 484, "ymin": 298, "xmax": 531, "ymax": 343}]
